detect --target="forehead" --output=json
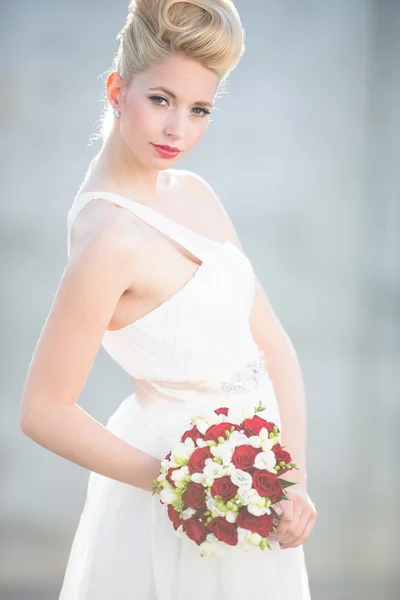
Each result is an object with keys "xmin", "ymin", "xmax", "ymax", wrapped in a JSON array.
[{"xmin": 132, "ymin": 55, "xmax": 218, "ymax": 102}]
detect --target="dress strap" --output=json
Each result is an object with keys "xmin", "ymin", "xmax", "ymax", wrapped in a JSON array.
[{"xmin": 67, "ymin": 191, "xmax": 220, "ymax": 261}]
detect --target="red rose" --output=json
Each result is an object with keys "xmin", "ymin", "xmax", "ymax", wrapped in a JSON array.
[
  {"xmin": 215, "ymin": 407, "xmax": 229, "ymax": 416},
  {"xmin": 208, "ymin": 517, "xmax": 238, "ymax": 546},
  {"xmin": 182, "ymin": 483, "xmax": 207, "ymax": 510},
  {"xmin": 242, "ymin": 415, "xmax": 276, "ymax": 437},
  {"xmin": 166, "ymin": 467, "xmax": 179, "ymax": 486},
  {"xmin": 236, "ymin": 507, "xmax": 275, "ymax": 538},
  {"xmin": 273, "ymin": 443, "xmax": 292, "ymax": 474},
  {"xmin": 252, "ymin": 470, "xmax": 283, "ymax": 502},
  {"xmin": 182, "ymin": 425, "xmax": 203, "ymax": 443},
  {"xmin": 210, "ymin": 476, "xmax": 238, "ymax": 501},
  {"xmin": 182, "ymin": 517, "xmax": 208, "ymax": 545},
  {"xmin": 204, "ymin": 422, "xmax": 238, "ymax": 443},
  {"xmin": 167, "ymin": 505, "xmax": 183, "ymax": 531},
  {"xmin": 232, "ymin": 445, "xmax": 259, "ymax": 472},
  {"xmin": 188, "ymin": 447, "xmax": 213, "ymax": 474}
]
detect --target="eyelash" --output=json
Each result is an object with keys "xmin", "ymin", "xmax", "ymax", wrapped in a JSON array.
[{"xmin": 149, "ymin": 95, "xmax": 211, "ymax": 117}]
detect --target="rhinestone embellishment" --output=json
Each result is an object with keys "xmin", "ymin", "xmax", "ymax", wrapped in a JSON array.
[{"xmin": 213, "ymin": 357, "xmax": 263, "ymax": 395}]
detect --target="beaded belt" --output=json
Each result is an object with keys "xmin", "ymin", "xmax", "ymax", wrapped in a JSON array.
[{"xmin": 212, "ymin": 356, "xmax": 264, "ymax": 396}]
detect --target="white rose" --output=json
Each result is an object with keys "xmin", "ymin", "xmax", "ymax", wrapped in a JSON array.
[{"xmin": 254, "ymin": 450, "xmax": 276, "ymax": 471}]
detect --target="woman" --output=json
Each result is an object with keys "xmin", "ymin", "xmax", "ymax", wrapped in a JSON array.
[{"xmin": 20, "ymin": 0, "xmax": 317, "ymax": 598}]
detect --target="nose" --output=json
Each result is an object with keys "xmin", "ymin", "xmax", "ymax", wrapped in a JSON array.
[{"xmin": 163, "ymin": 109, "xmax": 186, "ymax": 141}]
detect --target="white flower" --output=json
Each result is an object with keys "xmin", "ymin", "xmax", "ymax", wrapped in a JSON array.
[
  {"xmin": 181, "ymin": 507, "xmax": 197, "ymax": 520},
  {"xmin": 161, "ymin": 459, "xmax": 171, "ymax": 470},
  {"xmin": 190, "ymin": 472, "xmax": 206, "ymax": 484},
  {"xmin": 171, "ymin": 442, "xmax": 195, "ymax": 464},
  {"xmin": 210, "ymin": 443, "xmax": 233, "ymax": 466},
  {"xmin": 237, "ymin": 489, "xmax": 251, "ymax": 505},
  {"xmin": 225, "ymin": 510, "xmax": 237, "ymax": 523},
  {"xmin": 248, "ymin": 435, "xmax": 262, "ymax": 449},
  {"xmin": 199, "ymin": 536, "xmax": 227, "ymax": 558},
  {"xmin": 196, "ymin": 438, "xmax": 207, "ymax": 448},
  {"xmin": 247, "ymin": 489, "xmax": 262, "ymax": 503},
  {"xmin": 237, "ymin": 527, "xmax": 251, "ymax": 544},
  {"xmin": 227, "ymin": 406, "xmax": 255, "ymax": 425},
  {"xmin": 160, "ymin": 488, "xmax": 179, "ymax": 505},
  {"xmin": 262, "ymin": 439, "xmax": 275, "ymax": 453},
  {"xmin": 248, "ymin": 532, "xmax": 262, "ymax": 546},
  {"xmin": 229, "ymin": 468, "xmax": 253, "ymax": 491},
  {"xmin": 206, "ymin": 497, "xmax": 225, "ymax": 517},
  {"xmin": 248, "ymin": 504, "xmax": 269, "ymax": 517},
  {"xmin": 254, "ymin": 450, "xmax": 277, "ymax": 471},
  {"xmin": 203, "ymin": 458, "xmax": 225, "ymax": 480},
  {"xmin": 226, "ymin": 431, "xmax": 249, "ymax": 449},
  {"xmin": 170, "ymin": 466, "xmax": 189, "ymax": 482},
  {"xmin": 194, "ymin": 419, "xmax": 211, "ymax": 435},
  {"xmin": 259, "ymin": 427, "xmax": 272, "ymax": 442}
]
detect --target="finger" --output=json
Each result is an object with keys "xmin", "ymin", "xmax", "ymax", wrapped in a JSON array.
[
  {"xmin": 273, "ymin": 499, "xmax": 294, "ymax": 536},
  {"xmin": 273, "ymin": 505, "xmax": 300, "ymax": 539},
  {"xmin": 282, "ymin": 514, "xmax": 316, "ymax": 549},
  {"xmin": 279, "ymin": 508, "xmax": 309, "ymax": 545}
]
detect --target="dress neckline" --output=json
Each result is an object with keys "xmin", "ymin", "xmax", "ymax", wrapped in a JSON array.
[{"xmin": 71, "ymin": 190, "xmax": 233, "ymax": 333}]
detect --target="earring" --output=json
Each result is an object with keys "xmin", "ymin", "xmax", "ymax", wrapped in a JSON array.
[{"xmin": 113, "ymin": 108, "xmax": 120, "ymax": 119}]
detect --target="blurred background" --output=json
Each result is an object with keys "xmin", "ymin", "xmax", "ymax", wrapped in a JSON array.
[{"xmin": 1, "ymin": 0, "xmax": 399, "ymax": 598}]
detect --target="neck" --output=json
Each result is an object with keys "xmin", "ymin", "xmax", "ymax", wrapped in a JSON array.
[{"xmin": 89, "ymin": 128, "xmax": 162, "ymax": 205}]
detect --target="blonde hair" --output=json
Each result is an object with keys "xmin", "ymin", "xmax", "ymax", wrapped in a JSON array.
[{"xmin": 94, "ymin": 0, "xmax": 245, "ymax": 141}]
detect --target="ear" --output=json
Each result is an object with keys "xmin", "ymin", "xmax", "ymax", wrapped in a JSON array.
[{"xmin": 106, "ymin": 71, "xmax": 124, "ymax": 111}]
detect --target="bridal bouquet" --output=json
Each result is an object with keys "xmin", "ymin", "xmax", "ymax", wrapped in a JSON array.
[{"xmin": 152, "ymin": 401, "xmax": 299, "ymax": 557}]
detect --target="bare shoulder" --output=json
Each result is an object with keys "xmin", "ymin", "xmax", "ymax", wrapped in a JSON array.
[
  {"xmin": 169, "ymin": 168, "xmax": 218, "ymax": 205},
  {"xmin": 170, "ymin": 169, "xmax": 243, "ymax": 249},
  {"xmin": 69, "ymin": 197, "xmax": 143, "ymax": 261}
]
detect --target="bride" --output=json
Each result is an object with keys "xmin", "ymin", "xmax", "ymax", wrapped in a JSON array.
[{"xmin": 20, "ymin": 1, "xmax": 317, "ymax": 598}]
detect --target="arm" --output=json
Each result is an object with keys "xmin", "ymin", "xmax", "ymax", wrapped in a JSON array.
[
  {"xmin": 20, "ymin": 202, "xmax": 161, "ymax": 492},
  {"xmin": 195, "ymin": 175, "xmax": 308, "ymax": 493}
]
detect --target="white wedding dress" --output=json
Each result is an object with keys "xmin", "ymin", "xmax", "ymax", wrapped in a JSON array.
[{"xmin": 59, "ymin": 190, "xmax": 312, "ymax": 599}]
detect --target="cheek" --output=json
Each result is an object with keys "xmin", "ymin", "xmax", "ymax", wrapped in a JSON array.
[
  {"xmin": 123, "ymin": 100, "xmax": 157, "ymax": 138},
  {"xmin": 188, "ymin": 119, "xmax": 210, "ymax": 146}
]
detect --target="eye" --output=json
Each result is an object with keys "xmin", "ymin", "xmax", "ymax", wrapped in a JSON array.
[
  {"xmin": 149, "ymin": 95, "xmax": 168, "ymax": 106},
  {"xmin": 192, "ymin": 106, "xmax": 211, "ymax": 117}
]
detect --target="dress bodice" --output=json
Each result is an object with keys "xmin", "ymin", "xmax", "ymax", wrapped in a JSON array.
[{"xmin": 67, "ymin": 191, "xmax": 264, "ymax": 405}]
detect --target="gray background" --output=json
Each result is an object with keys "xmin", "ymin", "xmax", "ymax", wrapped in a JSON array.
[{"xmin": 1, "ymin": 0, "xmax": 399, "ymax": 598}]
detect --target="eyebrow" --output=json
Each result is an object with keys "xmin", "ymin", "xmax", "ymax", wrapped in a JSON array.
[{"xmin": 148, "ymin": 86, "xmax": 214, "ymax": 109}]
